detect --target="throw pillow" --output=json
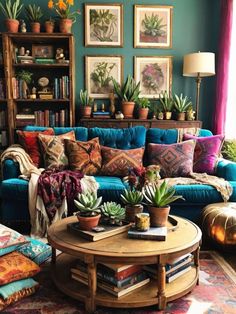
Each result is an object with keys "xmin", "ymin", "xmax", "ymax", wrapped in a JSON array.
[
  {"xmin": 183, "ymin": 134, "xmax": 225, "ymax": 174},
  {"xmin": 148, "ymin": 140, "xmax": 196, "ymax": 178},
  {"xmin": 17, "ymin": 237, "xmax": 52, "ymax": 265},
  {"xmin": 0, "ymin": 278, "xmax": 39, "ymax": 311},
  {"xmin": 101, "ymin": 146, "xmax": 144, "ymax": 177},
  {"xmin": 17, "ymin": 128, "xmax": 54, "ymax": 167},
  {"xmin": 65, "ymin": 137, "xmax": 102, "ymax": 175},
  {"xmin": 0, "ymin": 251, "xmax": 40, "ymax": 285},
  {"xmin": 0, "ymin": 224, "xmax": 28, "ymax": 257},
  {"xmin": 38, "ymin": 130, "xmax": 76, "ymax": 169}
]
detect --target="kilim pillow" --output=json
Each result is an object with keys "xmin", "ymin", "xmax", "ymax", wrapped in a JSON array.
[
  {"xmin": 65, "ymin": 137, "xmax": 102, "ymax": 175},
  {"xmin": 38, "ymin": 131, "xmax": 76, "ymax": 169},
  {"xmin": 101, "ymin": 146, "xmax": 144, "ymax": 177},
  {"xmin": 0, "ymin": 251, "xmax": 40, "ymax": 286},
  {"xmin": 148, "ymin": 140, "xmax": 196, "ymax": 178},
  {"xmin": 17, "ymin": 128, "xmax": 54, "ymax": 167},
  {"xmin": 183, "ymin": 134, "xmax": 225, "ymax": 174}
]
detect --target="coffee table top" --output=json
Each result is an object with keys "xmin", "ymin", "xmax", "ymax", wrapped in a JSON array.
[{"xmin": 48, "ymin": 215, "xmax": 202, "ymax": 259}]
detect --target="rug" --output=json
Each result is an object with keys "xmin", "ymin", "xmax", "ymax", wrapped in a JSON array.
[{"xmin": 2, "ymin": 251, "xmax": 236, "ymax": 314}]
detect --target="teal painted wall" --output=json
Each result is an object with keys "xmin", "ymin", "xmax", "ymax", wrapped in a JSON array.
[{"xmin": 0, "ymin": 0, "xmax": 220, "ymax": 129}]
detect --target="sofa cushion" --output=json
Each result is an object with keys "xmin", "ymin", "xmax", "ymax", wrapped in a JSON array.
[
  {"xmin": 95, "ymin": 176, "xmax": 126, "ymax": 203},
  {"xmin": 1, "ymin": 179, "xmax": 28, "ymax": 201},
  {"xmin": 65, "ymin": 137, "xmax": 102, "ymax": 175},
  {"xmin": 88, "ymin": 126, "xmax": 146, "ymax": 149},
  {"xmin": 148, "ymin": 140, "xmax": 196, "ymax": 178}
]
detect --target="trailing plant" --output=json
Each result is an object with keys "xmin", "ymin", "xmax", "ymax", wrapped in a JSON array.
[
  {"xmin": 101, "ymin": 202, "xmax": 125, "ymax": 225},
  {"xmin": 16, "ymin": 70, "xmax": 33, "ymax": 84},
  {"xmin": 173, "ymin": 93, "xmax": 192, "ymax": 113},
  {"xmin": 137, "ymin": 97, "xmax": 150, "ymax": 109},
  {"xmin": 25, "ymin": 4, "xmax": 43, "ymax": 22},
  {"xmin": 120, "ymin": 189, "xmax": 143, "ymax": 206},
  {"xmin": 74, "ymin": 192, "xmax": 102, "ymax": 217},
  {"xmin": 159, "ymin": 90, "xmax": 173, "ymax": 112},
  {"xmin": 142, "ymin": 13, "xmax": 166, "ymax": 37},
  {"xmin": 112, "ymin": 75, "xmax": 141, "ymax": 102},
  {"xmin": 222, "ymin": 139, "xmax": 236, "ymax": 162},
  {"xmin": 143, "ymin": 181, "xmax": 184, "ymax": 208},
  {"xmin": 0, "ymin": 0, "xmax": 23, "ymax": 19},
  {"xmin": 79, "ymin": 89, "xmax": 93, "ymax": 107}
]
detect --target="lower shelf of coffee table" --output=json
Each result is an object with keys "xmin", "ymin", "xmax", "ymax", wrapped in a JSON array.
[{"xmin": 51, "ymin": 253, "xmax": 199, "ymax": 308}]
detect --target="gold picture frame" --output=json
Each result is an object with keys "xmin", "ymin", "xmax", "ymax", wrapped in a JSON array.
[
  {"xmin": 32, "ymin": 45, "xmax": 54, "ymax": 58},
  {"xmin": 134, "ymin": 56, "xmax": 173, "ymax": 99},
  {"xmin": 85, "ymin": 3, "xmax": 123, "ymax": 47},
  {"xmin": 134, "ymin": 5, "xmax": 173, "ymax": 49},
  {"xmin": 85, "ymin": 55, "xmax": 123, "ymax": 99}
]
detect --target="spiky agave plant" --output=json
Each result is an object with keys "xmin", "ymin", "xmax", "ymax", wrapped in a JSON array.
[
  {"xmin": 101, "ymin": 202, "xmax": 125, "ymax": 225},
  {"xmin": 0, "ymin": 0, "xmax": 23, "ymax": 19},
  {"xmin": 159, "ymin": 90, "xmax": 173, "ymax": 112},
  {"xmin": 112, "ymin": 75, "xmax": 141, "ymax": 102},
  {"xmin": 79, "ymin": 89, "xmax": 93, "ymax": 106},
  {"xmin": 173, "ymin": 93, "xmax": 192, "ymax": 113},
  {"xmin": 74, "ymin": 192, "xmax": 102, "ymax": 217},
  {"xmin": 25, "ymin": 4, "xmax": 43, "ymax": 22},
  {"xmin": 120, "ymin": 189, "xmax": 143, "ymax": 206}
]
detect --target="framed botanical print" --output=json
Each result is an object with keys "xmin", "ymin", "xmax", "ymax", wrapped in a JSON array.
[
  {"xmin": 134, "ymin": 5, "xmax": 173, "ymax": 48},
  {"xmin": 134, "ymin": 56, "xmax": 173, "ymax": 99},
  {"xmin": 85, "ymin": 55, "xmax": 123, "ymax": 99},
  {"xmin": 85, "ymin": 3, "xmax": 123, "ymax": 47}
]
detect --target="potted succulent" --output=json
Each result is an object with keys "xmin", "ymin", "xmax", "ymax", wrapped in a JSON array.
[
  {"xmin": 80, "ymin": 89, "xmax": 93, "ymax": 118},
  {"xmin": 44, "ymin": 17, "xmax": 55, "ymax": 33},
  {"xmin": 173, "ymin": 93, "xmax": 192, "ymax": 121},
  {"xmin": 112, "ymin": 75, "xmax": 141, "ymax": 118},
  {"xmin": 143, "ymin": 181, "xmax": 184, "ymax": 227},
  {"xmin": 121, "ymin": 189, "xmax": 143, "ymax": 223},
  {"xmin": 74, "ymin": 192, "xmax": 102, "ymax": 231},
  {"xmin": 16, "ymin": 70, "xmax": 33, "ymax": 99},
  {"xmin": 100, "ymin": 202, "xmax": 126, "ymax": 226},
  {"xmin": 0, "ymin": 0, "xmax": 23, "ymax": 33},
  {"xmin": 137, "ymin": 97, "xmax": 150, "ymax": 120},
  {"xmin": 25, "ymin": 4, "xmax": 43, "ymax": 33},
  {"xmin": 159, "ymin": 90, "xmax": 173, "ymax": 120}
]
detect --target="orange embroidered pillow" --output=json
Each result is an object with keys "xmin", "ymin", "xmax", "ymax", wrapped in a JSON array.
[
  {"xmin": 0, "ymin": 251, "xmax": 40, "ymax": 286},
  {"xmin": 38, "ymin": 131, "xmax": 76, "ymax": 169},
  {"xmin": 101, "ymin": 146, "xmax": 144, "ymax": 177},
  {"xmin": 65, "ymin": 137, "xmax": 102, "ymax": 175},
  {"xmin": 17, "ymin": 128, "xmax": 54, "ymax": 167}
]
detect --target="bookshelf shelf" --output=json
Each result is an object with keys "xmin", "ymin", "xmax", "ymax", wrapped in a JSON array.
[
  {"xmin": 13, "ymin": 63, "xmax": 70, "ymax": 68},
  {"xmin": 15, "ymin": 98, "xmax": 70, "ymax": 102}
]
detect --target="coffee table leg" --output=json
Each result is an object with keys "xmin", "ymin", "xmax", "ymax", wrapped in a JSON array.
[
  {"xmin": 157, "ymin": 263, "xmax": 166, "ymax": 310},
  {"xmin": 85, "ymin": 262, "xmax": 97, "ymax": 313},
  {"xmin": 194, "ymin": 246, "xmax": 200, "ymax": 285}
]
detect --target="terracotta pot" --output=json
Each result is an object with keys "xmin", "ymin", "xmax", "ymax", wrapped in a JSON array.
[
  {"xmin": 31, "ymin": 22, "xmax": 41, "ymax": 33},
  {"xmin": 177, "ymin": 112, "xmax": 186, "ymax": 121},
  {"xmin": 125, "ymin": 204, "xmax": 143, "ymax": 223},
  {"xmin": 82, "ymin": 106, "xmax": 92, "ymax": 118},
  {"xmin": 77, "ymin": 214, "xmax": 101, "ymax": 231},
  {"xmin": 138, "ymin": 108, "xmax": 149, "ymax": 120},
  {"xmin": 59, "ymin": 19, "xmax": 73, "ymax": 33},
  {"xmin": 45, "ymin": 21, "xmax": 54, "ymax": 33},
  {"xmin": 5, "ymin": 19, "xmax": 19, "ymax": 33},
  {"xmin": 148, "ymin": 205, "xmax": 170, "ymax": 227},
  {"xmin": 121, "ymin": 101, "xmax": 135, "ymax": 119},
  {"xmin": 165, "ymin": 111, "xmax": 172, "ymax": 120}
]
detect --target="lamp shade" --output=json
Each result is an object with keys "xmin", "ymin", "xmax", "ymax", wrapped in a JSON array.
[{"xmin": 183, "ymin": 52, "xmax": 215, "ymax": 77}]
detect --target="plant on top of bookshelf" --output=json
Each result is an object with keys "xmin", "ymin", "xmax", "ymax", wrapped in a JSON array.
[
  {"xmin": 121, "ymin": 189, "xmax": 143, "ymax": 223},
  {"xmin": 44, "ymin": 17, "xmax": 55, "ymax": 33},
  {"xmin": 0, "ymin": 0, "xmax": 24, "ymax": 32},
  {"xmin": 25, "ymin": 4, "xmax": 43, "ymax": 33},
  {"xmin": 159, "ymin": 90, "xmax": 173, "ymax": 120},
  {"xmin": 100, "ymin": 202, "xmax": 125, "ymax": 226}
]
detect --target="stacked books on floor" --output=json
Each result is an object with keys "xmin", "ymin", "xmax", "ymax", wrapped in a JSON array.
[
  {"xmin": 71, "ymin": 260, "xmax": 150, "ymax": 298},
  {"xmin": 143, "ymin": 253, "xmax": 194, "ymax": 283}
]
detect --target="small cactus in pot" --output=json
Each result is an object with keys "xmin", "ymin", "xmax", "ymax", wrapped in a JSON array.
[
  {"xmin": 101, "ymin": 202, "xmax": 126, "ymax": 226},
  {"xmin": 121, "ymin": 189, "xmax": 144, "ymax": 223}
]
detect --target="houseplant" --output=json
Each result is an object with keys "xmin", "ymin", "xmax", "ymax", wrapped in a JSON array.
[
  {"xmin": 80, "ymin": 89, "xmax": 93, "ymax": 118},
  {"xmin": 44, "ymin": 17, "xmax": 55, "ymax": 33},
  {"xmin": 100, "ymin": 202, "xmax": 126, "ymax": 226},
  {"xmin": 112, "ymin": 75, "xmax": 141, "ymax": 118},
  {"xmin": 121, "ymin": 189, "xmax": 143, "ymax": 223},
  {"xmin": 159, "ymin": 90, "xmax": 173, "ymax": 120},
  {"xmin": 25, "ymin": 4, "xmax": 43, "ymax": 33},
  {"xmin": 16, "ymin": 70, "xmax": 33, "ymax": 99},
  {"xmin": 222, "ymin": 139, "xmax": 236, "ymax": 162},
  {"xmin": 143, "ymin": 181, "xmax": 184, "ymax": 227},
  {"xmin": 74, "ymin": 192, "xmax": 102, "ymax": 231},
  {"xmin": 173, "ymin": 93, "xmax": 192, "ymax": 121},
  {"xmin": 0, "ymin": 0, "xmax": 23, "ymax": 33},
  {"xmin": 137, "ymin": 97, "xmax": 150, "ymax": 120}
]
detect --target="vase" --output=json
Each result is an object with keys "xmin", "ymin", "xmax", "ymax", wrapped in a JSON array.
[
  {"xmin": 121, "ymin": 101, "xmax": 135, "ymax": 119},
  {"xmin": 177, "ymin": 112, "xmax": 186, "ymax": 121},
  {"xmin": 165, "ymin": 111, "xmax": 172, "ymax": 120},
  {"xmin": 31, "ymin": 22, "xmax": 40, "ymax": 33},
  {"xmin": 59, "ymin": 19, "xmax": 73, "ymax": 33},
  {"xmin": 5, "ymin": 19, "xmax": 19, "ymax": 33}
]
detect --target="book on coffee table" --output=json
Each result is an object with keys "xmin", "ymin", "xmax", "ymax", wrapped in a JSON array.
[{"xmin": 128, "ymin": 226, "xmax": 167, "ymax": 241}]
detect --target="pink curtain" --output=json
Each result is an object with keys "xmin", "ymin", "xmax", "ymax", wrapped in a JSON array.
[{"xmin": 213, "ymin": 0, "xmax": 233, "ymax": 134}]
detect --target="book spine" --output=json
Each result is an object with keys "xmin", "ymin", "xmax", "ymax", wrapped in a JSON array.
[
  {"xmin": 98, "ymin": 264, "xmax": 142, "ymax": 281},
  {"xmin": 128, "ymin": 233, "xmax": 166, "ymax": 241},
  {"xmin": 166, "ymin": 263, "xmax": 193, "ymax": 283},
  {"xmin": 97, "ymin": 271, "xmax": 147, "ymax": 288}
]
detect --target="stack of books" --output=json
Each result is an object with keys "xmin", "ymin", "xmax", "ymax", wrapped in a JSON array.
[
  {"xmin": 143, "ymin": 253, "xmax": 193, "ymax": 283},
  {"xmin": 71, "ymin": 260, "xmax": 150, "ymax": 297},
  {"xmin": 92, "ymin": 111, "xmax": 111, "ymax": 119}
]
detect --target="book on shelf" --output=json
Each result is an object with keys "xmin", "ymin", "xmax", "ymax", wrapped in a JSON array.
[
  {"xmin": 166, "ymin": 264, "xmax": 192, "ymax": 283},
  {"xmin": 128, "ymin": 226, "xmax": 167, "ymax": 241},
  {"xmin": 97, "ymin": 263, "xmax": 142, "ymax": 281}
]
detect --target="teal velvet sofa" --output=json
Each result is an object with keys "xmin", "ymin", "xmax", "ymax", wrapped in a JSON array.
[{"xmin": 1, "ymin": 125, "xmax": 236, "ymax": 231}]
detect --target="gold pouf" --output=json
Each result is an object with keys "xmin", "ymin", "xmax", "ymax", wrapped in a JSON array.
[{"xmin": 202, "ymin": 202, "xmax": 236, "ymax": 247}]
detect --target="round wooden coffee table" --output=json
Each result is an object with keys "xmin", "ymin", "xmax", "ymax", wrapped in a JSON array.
[{"xmin": 47, "ymin": 215, "xmax": 202, "ymax": 313}]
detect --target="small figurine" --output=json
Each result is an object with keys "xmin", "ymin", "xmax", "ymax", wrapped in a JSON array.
[
  {"xmin": 93, "ymin": 102, "xmax": 97, "ymax": 112},
  {"xmin": 20, "ymin": 20, "xmax": 27, "ymax": 33},
  {"xmin": 19, "ymin": 47, "xmax": 25, "ymax": 56},
  {"xmin": 109, "ymin": 91, "xmax": 116, "ymax": 116},
  {"xmin": 186, "ymin": 108, "xmax": 195, "ymax": 121},
  {"xmin": 101, "ymin": 103, "xmax": 105, "ymax": 112},
  {"xmin": 115, "ymin": 111, "xmax": 124, "ymax": 120},
  {"xmin": 29, "ymin": 87, "xmax": 37, "ymax": 99},
  {"xmin": 25, "ymin": 50, "xmax": 30, "ymax": 56},
  {"xmin": 55, "ymin": 48, "xmax": 65, "ymax": 63},
  {"xmin": 157, "ymin": 112, "xmax": 164, "ymax": 120}
]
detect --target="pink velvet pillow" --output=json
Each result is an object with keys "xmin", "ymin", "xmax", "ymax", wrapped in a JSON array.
[{"xmin": 183, "ymin": 134, "xmax": 225, "ymax": 174}]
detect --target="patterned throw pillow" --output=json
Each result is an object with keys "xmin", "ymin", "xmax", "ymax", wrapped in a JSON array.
[
  {"xmin": 0, "ymin": 251, "xmax": 40, "ymax": 285},
  {"xmin": 65, "ymin": 137, "xmax": 102, "ymax": 175},
  {"xmin": 38, "ymin": 131, "xmax": 76, "ymax": 169},
  {"xmin": 101, "ymin": 146, "xmax": 144, "ymax": 177},
  {"xmin": 17, "ymin": 237, "xmax": 52, "ymax": 265},
  {"xmin": 0, "ymin": 224, "xmax": 28, "ymax": 257},
  {"xmin": 17, "ymin": 128, "xmax": 54, "ymax": 167},
  {"xmin": 148, "ymin": 140, "xmax": 196, "ymax": 178},
  {"xmin": 183, "ymin": 134, "xmax": 225, "ymax": 174},
  {"xmin": 0, "ymin": 278, "xmax": 39, "ymax": 311}
]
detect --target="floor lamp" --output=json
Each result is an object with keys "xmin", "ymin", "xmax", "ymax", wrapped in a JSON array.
[{"xmin": 183, "ymin": 52, "xmax": 215, "ymax": 120}]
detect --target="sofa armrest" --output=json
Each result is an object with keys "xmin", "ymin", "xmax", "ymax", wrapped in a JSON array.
[
  {"xmin": 2, "ymin": 159, "xmax": 20, "ymax": 180},
  {"xmin": 216, "ymin": 158, "xmax": 236, "ymax": 181}
]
